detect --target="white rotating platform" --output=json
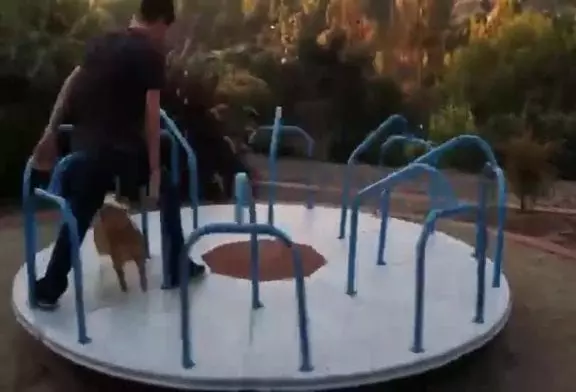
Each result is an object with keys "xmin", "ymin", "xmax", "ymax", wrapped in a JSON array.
[{"xmin": 12, "ymin": 203, "xmax": 511, "ymax": 391}]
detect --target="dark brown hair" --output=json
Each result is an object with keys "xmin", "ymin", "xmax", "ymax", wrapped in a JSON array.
[{"xmin": 139, "ymin": 0, "xmax": 175, "ymax": 25}]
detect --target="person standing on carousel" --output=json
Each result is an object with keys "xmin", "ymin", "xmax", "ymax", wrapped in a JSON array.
[{"xmin": 29, "ymin": 0, "xmax": 205, "ymax": 310}]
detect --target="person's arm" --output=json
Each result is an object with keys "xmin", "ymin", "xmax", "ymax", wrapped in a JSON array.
[
  {"xmin": 142, "ymin": 48, "xmax": 166, "ymax": 174},
  {"xmin": 31, "ymin": 66, "xmax": 82, "ymax": 170},
  {"xmin": 45, "ymin": 66, "xmax": 82, "ymax": 134}
]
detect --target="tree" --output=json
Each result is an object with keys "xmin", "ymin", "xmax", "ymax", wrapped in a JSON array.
[{"xmin": 442, "ymin": 10, "xmax": 575, "ymax": 124}]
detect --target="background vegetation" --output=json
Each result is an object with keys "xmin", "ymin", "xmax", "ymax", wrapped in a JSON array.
[{"xmin": 2, "ymin": 0, "xmax": 576, "ymax": 209}]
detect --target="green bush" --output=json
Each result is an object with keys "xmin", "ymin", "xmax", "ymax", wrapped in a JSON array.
[
  {"xmin": 428, "ymin": 102, "xmax": 484, "ymax": 171},
  {"xmin": 504, "ymin": 131, "xmax": 556, "ymax": 211}
]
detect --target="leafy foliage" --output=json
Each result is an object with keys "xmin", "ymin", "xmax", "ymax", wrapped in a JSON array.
[
  {"xmin": 4, "ymin": 0, "xmax": 576, "ymax": 203},
  {"xmin": 504, "ymin": 131, "xmax": 557, "ymax": 211},
  {"xmin": 428, "ymin": 102, "xmax": 476, "ymax": 143}
]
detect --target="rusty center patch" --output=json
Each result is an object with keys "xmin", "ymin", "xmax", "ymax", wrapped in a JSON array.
[{"xmin": 202, "ymin": 239, "xmax": 326, "ymax": 281}]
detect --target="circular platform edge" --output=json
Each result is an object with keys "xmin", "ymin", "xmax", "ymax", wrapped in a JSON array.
[{"xmin": 12, "ymin": 288, "xmax": 512, "ymax": 391}]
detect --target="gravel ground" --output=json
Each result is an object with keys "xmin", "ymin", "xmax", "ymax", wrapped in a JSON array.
[{"xmin": 2, "ymin": 201, "xmax": 576, "ymax": 392}]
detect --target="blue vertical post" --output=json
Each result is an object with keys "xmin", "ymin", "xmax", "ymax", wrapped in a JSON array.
[
  {"xmin": 161, "ymin": 109, "xmax": 199, "ymax": 230},
  {"xmin": 34, "ymin": 189, "xmax": 90, "ymax": 344},
  {"xmin": 346, "ymin": 198, "xmax": 361, "ymax": 296},
  {"xmin": 22, "ymin": 161, "xmax": 36, "ymax": 307},
  {"xmin": 65, "ymin": 208, "xmax": 90, "ymax": 344},
  {"xmin": 376, "ymin": 191, "xmax": 391, "ymax": 266},
  {"xmin": 247, "ymin": 177, "xmax": 262, "ymax": 309},
  {"xmin": 339, "ymin": 115, "xmax": 409, "ymax": 239},
  {"xmin": 339, "ymin": 164, "xmax": 353, "ymax": 239},
  {"xmin": 235, "ymin": 173, "xmax": 262, "ymax": 309},
  {"xmin": 268, "ymin": 107, "xmax": 283, "ymax": 225},
  {"xmin": 180, "ymin": 224, "xmax": 313, "ymax": 371},
  {"xmin": 493, "ymin": 168, "xmax": 507, "ymax": 288},
  {"xmin": 412, "ymin": 217, "xmax": 434, "ymax": 353},
  {"xmin": 235, "ymin": 174, "xmax": 245, "ymax": 224},
  {"xmin": 160, "ymin": 209, "xmax": 171, "ymax": 289},
  {"xmin": 24, "ymin": 193, "xmax": 36, "ymax": 308},
  {"xmin": 474, "ymin": 177, "xmax": 488, "ymax": 324}
]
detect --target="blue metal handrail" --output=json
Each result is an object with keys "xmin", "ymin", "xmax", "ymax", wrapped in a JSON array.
[
  {"xmin": 267, "ymin": 107, "xmax": 283, "ymax": 225},
  {"xmin": 252, "ymin": 122, "xmax": 316, "ymax": 213},
  {"xmin": 411, "ymin": 135, "xmax": 506, "ymax": 288},
  {"xmin": 375, "ymin": 162, "xmax": 458, "ymax": 266},
  {"xmin": 22, "ymin": 153, "xmax": 90, "ymax": 344},
  {"xmin": 179, "ymin": 222, "xmax": 313, "ymax": 372},
  {"xmin": 160, "ymin": 109, "xmax": 199, "ymax": 230},
  {"xmin": 346, "ymin": 163, "xmax": 457, "ymax": 295},
  {"xmin": 378, "ymin": 135, "xmax": 432, "ymax": 167},
  {"xmin": 234, "ymin": 172, "xmax": 261, "ymax": 309},
  {"xmin": 411, "ymin": 177, "xmax": 488, "ymax": 353},
  {"xmin": 338, "ymin": 114, "xmax": 410, "ymax": 239}
]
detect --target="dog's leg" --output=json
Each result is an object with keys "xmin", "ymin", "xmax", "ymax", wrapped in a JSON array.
[
  {"xmin": 112, "ymin": 261, "xmax": 128, "ymax": 292},
  {"xmin": 136, "ymin": 258, "xmax": 148, "ymax": 292}
]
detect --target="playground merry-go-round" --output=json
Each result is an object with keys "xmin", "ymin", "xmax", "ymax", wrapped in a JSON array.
[{"xmin": 12, "ymin": 107, "xmax": 512, "ymax": 391}]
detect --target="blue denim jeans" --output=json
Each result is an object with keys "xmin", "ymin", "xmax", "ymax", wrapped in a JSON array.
[{"xmin": 36, "ymin": 139, "xmax": 186, "ymax": 301}]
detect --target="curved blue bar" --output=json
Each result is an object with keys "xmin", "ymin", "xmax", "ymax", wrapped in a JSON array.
[
  {"xmin": 34, "ymin": 188, "xmax": 90, "ymax": 344},
  {"xmin": 474, "ymin": 178, "xmax": 489, "ymax": 324},
  {"xmin": 358, "ymin": 163, "xmax": 455, "ymax": 202},
  {"xmin": 22, "ymin": 152, "xmax": 86, "ymax": 308},
  {"xmin": 412, "ymin": 134, "xmax": 498, "ymax": 167},
  {"xmin": 47, "ymin": 152, "xmax": 85, "ymax": 195},
  {"xmin": 179, "ymin": 222, "xmax": 312, "ymax": 372},
  {"xmin": 160, "ymin": 109, "xmax": 199, "ymax": 229},
  {"xmin": 491, "ymin": 166, "xmax": 507, "ymax": 288},
  {"xmin": 346, "ymin": 163, "xmax": 456, "ymax": 295},
  {"xmin": 267, "ymin": 107, "xmax": 283, "ymax": 224},
  {"xmin": 22, "ymin": 158, "xmax": 38, "ymax": 307},
  {"xmin": 376, "ymin": 191, "xmax": 391, "ymax": 266},
  {"xmin": 160, "ymin": 129, "xmax": 180, "ymax": 186},
  {"xmin": 412, "ymin": 202, "xmax": 484, "ymax": 353},
  {"xmin": 234, "ymin": 172, "xmax": 262, "ymax": 309},
  {"xmin": 378, "ymin": 135, "xmax": 432, "ymax": 166},
  {"xmin": 412, "ymin": 135, "xmax": 506, "ymax": 287},
  {"xmin": 339, "ymin": 114, "xmax": 409, "ymax": 239},
  {"xmin": 234, "ymin": 173, "xmax": 247, "ymax": 224},
  {"xmin": 252, "ymin": 124, "xmax": 316, "ymax": 210}
]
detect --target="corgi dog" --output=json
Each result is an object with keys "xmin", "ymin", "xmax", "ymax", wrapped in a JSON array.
[{"xmin": 93, "ymin": 195, "xmax": 148, "ymax": 292}]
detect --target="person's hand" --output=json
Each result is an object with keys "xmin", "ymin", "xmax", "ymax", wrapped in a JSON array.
[
  {"xmin": 31, "ymin": 130, "xmax": 58, "ymax": 172},
  {"xmin": 147, "ymin": 167, "xmax": 161, "ymax": 206}
]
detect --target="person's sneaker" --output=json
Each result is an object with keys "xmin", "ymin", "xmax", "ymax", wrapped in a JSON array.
[
  {"xmin": 189, "ymin": 261, "xmax": 206, "ymax": 279},
  {"xmin": 35, "ymin": 297, "xmax": 59, "ymax": 311},
  {"xmin": 168, "ymin": 260, "xmax": 206, "ymax": 288},
  {"xmin": 33, "ymin": 280, "xmax": 60, "ymax": 311},
  {"xmin": 34, "ymin": 289, "xmax": 59, "ymax": 311}
]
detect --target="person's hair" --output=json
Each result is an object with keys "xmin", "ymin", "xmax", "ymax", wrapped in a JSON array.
[{"xmin": 139, "ymin": 0, "xmax": 175, "ymax": 25}]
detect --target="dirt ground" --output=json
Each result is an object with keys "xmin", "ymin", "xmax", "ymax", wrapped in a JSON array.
[
  {"xmin": 2, "ymin": 207, "xmax": 576, "ymax": 392},
  {"xmin": 248, "ymin": 155, "xmax": 576, "ymax": 210},
  {"xmin": 251, "ymin": 156, "xmax": 576, "ymax": 250},
  {"xmin": 388, "ymin": 198, "xmax": 576, "ymax": 251}
]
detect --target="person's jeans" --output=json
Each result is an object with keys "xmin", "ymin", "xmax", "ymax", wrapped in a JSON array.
[{"xmin": 35, "ymin": 142, "xmax": 187, "ymax": 302}]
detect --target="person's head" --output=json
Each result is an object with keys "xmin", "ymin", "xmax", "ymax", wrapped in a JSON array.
[{"xmin": 134, "ymin": 0, "xmax": 175, "ymax": 43}]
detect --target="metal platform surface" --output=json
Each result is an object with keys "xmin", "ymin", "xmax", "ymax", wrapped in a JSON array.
[{"xmin": 12, "ymin": 203, "xmax": 511, "ymax": 391}]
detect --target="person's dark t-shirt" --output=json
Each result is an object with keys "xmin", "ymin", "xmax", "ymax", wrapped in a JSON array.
[{"xmin": 68, "ymin": 28, "xmax": 165, "ymax": 153}]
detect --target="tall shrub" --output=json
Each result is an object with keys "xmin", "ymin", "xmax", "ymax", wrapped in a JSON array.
[{"xmin": 504, "ymin": 131, "xmax": 556, "ymax": 211}]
